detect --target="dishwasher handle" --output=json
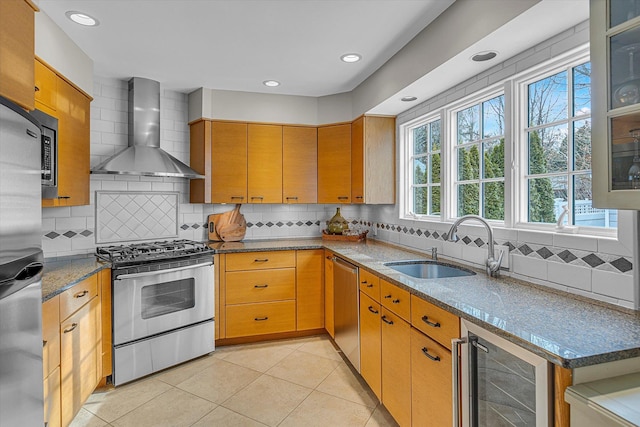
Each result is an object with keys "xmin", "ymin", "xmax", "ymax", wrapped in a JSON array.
[
  {"xmin": 333, "ymin": 257, "xmax": 358, "ymax": 274},
  {"xmin": 452, "ymin": 337, "xmax": 468, "ymax": 427}
]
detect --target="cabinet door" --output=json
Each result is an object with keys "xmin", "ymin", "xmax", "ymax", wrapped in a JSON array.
[
  {"xmin": 100, "ymin": 269, "xmax": 112, "ymax": 378},
  {"xmin": 211, "ymin": 121, "xmax": 248, "ymax": 204},
  {"xmin": 359, "ymin": 292, "xmax": 381, "ymax": 400},
  {"xmin": 43, "ymin": 75, "xmax": 91, "ymax": 207},
  {"xmin": 189, "ymin": 120, "xmax": 211, "ymax": 203},
  {"xmin": 381, "ymin": 307, "xmax": 411, "ymax": 427},
  {"xmin": 364, "ymin": 116, "xmax": 396, "ymax": 204},
  {"xmin": 318, "ymin": 124, "xmax": 351, "ymax": 203},
  {"xmin": 248, "ymin": 124, "xmax": 282, "ymax": 203},
  {"xmin": 324, "ymin": 250, "xmax": 335, "ymax": 338},
  {"xmin": 296, "ymin": 249, "xmax": 324, "ymax": 331},
  {"xmin": 411, "ymin": 327, "xmax": 452, "ymax": 427},
  {"xmin": 60, "ymin": 297, "xmax": 100, "ymax": 426},
  {"xmin": 283, "ymin": 126, "xmax": 317, "ymax": 203},
  {"xmin": 43, "ymin": 366, "xmax": 61, "ymax": 427},
  {"xmin": 35, "ymin": 59, "xmax": 57, "ymax": 112},
  {"xmin": 0, "ymin": 0, "xmax": 35, "ymax": 110},
  {"xmin": 351, "ymin": 117, "xmax": 365, "ymax": 203}
]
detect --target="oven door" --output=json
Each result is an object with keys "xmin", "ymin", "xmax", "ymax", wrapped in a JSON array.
[{"xmin": 113, "ymin": 261, "xmax": 214, "ymax": 346}]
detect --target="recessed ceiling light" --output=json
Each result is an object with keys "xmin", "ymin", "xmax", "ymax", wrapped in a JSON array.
[
  {"xmin": 65, "ymin": 11, "xmax": 99, "ymax": 26},
  {"xmin": 341, "ymin": 53, "xmax": 362, "ymax": 63},
  {"xmin": 401, "ymin": 96, "xmax": 418, "ymax": 102},
  {"xmin": 263, "ymin": 80, "xmax": 280, "ymax": 87},
  {"xmin": 471, "ymin": 51, "xmax": 498, "ymax": 62}
]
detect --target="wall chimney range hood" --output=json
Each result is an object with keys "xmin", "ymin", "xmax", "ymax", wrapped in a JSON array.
[{"xmin": 91, "ymin": 77, "xmax": 203, "ymax": 179}]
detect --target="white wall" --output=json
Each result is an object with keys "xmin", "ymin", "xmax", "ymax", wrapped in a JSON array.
[{"xmin": 364, "ymin": 22, "xmax": 638, "ymax": 310}]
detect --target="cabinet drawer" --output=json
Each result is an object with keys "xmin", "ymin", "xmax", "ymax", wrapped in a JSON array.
[
  {"xmin": 42, "ymin": 295, "xmax": 60, "ymax": 378},
  {"xmin": 226, "ymin": 300, "xmax": 296, "ymax": 338},
  {"xmin": 359, "ymin": 269, "xmax": 380, "ymax": 302},
  {"xmin": 411, "ymin": 295, "xmax": 459, "ymax": 348},
  {"xmin": 59, "ymin": 274, "xmax": 98, "ymax": 321},
  {"xmin": 226, "ymin": 268, "xmax": 295, "ymax": 304},
  {"xmin": 226, "ymin": 251, "xmax": 295, "ymax": 271},
  {"xmin": 380, "ymin": 279, "xmax": 410, "ymax": 321}
]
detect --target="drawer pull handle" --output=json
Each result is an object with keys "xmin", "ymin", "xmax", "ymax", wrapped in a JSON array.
[
  {"xmin": 254, "ymin": 258, "xmax": 269, "ymax": 263},
  {"xmin": 231, "ymin": 196, "xmax": 245, "ymax": 200},
  {"xmin": 384, "ymin": 294, "xmax": 392, "ymax": 299},
  {"xmin": 63, "ymin": 323, "xmax": 78, "ymax": 333},
  {"xmin": 355, "ymin": 196, "xmax": 364, "ymax": 199},
  {"xmin": 35, "ymin": 86, "xmax": 40, "ymax": 92},
  {"xmin": 43, "ymin": 340, "xmax": 47, "ymax": 348},
  {"xmin": 251, "ymin": 196, "xmax": 264, "ymax": 199},
  {"xmin": 286, "ymin": 196, "xmax": 298, "ymax": 200},
  {"xmin": 58, "ymin": 196, "xmax": 70, "ymax": 199},
  {"xmin": 254, "ymin": 284, "xmax": 269, "ymax": 288},
  {"xmin": 254, "ymin": 317, "xmax": 269, "ymax": 321},
  {"xmin": 368, "ymin": 306, "xmax": 379, "ymax": 315},
  {"xmin": 366, "ymin": 284, "xmax": 374, "ymax": 288},
  {"xmin": 381, "ymin": 315, "xmax": 394, "ymax": 325},
  {"xmin": 421, "ymin": 347, "xmax": 441, "ymax": 362},
  {"xmin": 337, "ymin": 196, "xmax": 349, "ymax": 200},
  {"xmin": 74, "ymin": 290, "xmax": 89, "ymax": 298},
  {"xmin": 422, "ymin": 315, "xmax": 441, "ymax": 328},
  {"xmin": 326, "ymin": 256, "xmax": 334, "ymax": 260},
  {"xmin": 392, "ymin": 299, "xmax": 400, "ymax": 304}
]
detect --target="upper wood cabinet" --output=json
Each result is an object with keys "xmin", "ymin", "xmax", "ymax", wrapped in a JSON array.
[
  {"xmin": 248, "ymin": 124, "xmax": 283, "ymax": 203},
  {"xmin": 39, "ymin": 59, "xmax": 91, "ymax": 207},
  {"xmin": 351, "ymin": 116, "xmax": 395, "ymax": 204},
  {"xmin": 591, "ymin": 0, "xmax": 640, "ymax": 208},
  {"xmin": 0, "ymin": 0, "xmax": 37, "ymax": 110},
  {"xmin": 283, "ymin": 126, "xmax": 317, "ymax": 203},
  {"xmin": 318, "ymin": 123, "xmax": 352, "ymax": 203}
]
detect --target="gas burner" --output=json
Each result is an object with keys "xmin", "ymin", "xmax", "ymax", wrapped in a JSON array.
[{"xmin": 96, "ymin": 239, "xmax": 213, "ymax": 267}]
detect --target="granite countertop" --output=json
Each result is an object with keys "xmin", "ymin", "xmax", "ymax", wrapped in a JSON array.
[
  {"xmin": 42, "ymin": 255, "xmax": 110, "ymax": 302},
  {"xmin": 210, "ymin": 238, "xmax": 640, "ymax": 369}
]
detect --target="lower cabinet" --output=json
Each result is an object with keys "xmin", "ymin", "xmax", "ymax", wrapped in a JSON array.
[
  {"xmin": 359, "ymin": 292, "xmax": 381, "ymax": 400},
  {"xmin": 381, "ymin": 307, "xmax": 412, "ymax": 427},
  {"xmin": 324, "ymin": 250, "xmax": 335, "ymax": 338},
  {"xmin": 60, "ymin": 295, "xmax": 101, "ymax": 426},
  {"xmin": 43, "ymin": 295, "xmax": 61, "ymax": 427},
  {"xmin": 411, "ymin": 327, "xmax": 453, "ymax": 427},
  {"xmin": 219, "ymin": 249, "xmax": 324, "ymax": 340}
]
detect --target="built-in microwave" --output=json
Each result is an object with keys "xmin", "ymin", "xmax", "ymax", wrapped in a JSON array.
[{"xmin": 30, "ymin": 109, "xmax": 58, "ymax": 199}]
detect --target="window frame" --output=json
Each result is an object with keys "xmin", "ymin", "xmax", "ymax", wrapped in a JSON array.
[{"xmin": 398, "ymin": 44, "xmax": 617, "ymax": 237}]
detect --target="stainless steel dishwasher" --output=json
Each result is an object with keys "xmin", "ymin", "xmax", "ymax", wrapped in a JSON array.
[{"xmin": 333, "ymin": 256, "xmax": 360, "ymax": 372}]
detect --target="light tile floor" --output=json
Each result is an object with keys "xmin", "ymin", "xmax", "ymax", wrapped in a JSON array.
[{"xmin": 72, "ymin": 335, "xmax": 399, "ymax": 427}]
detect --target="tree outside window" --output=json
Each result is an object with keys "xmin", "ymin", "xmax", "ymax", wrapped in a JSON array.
[
  {"xmin": 525, "ymin": 62, "xmax": 616, "ymax": 228},
  {"xmin": 455, "ymin": 95, "xmax": 505, "ymax": 220},
  {"xmin": 410, "ymin": 119, "xmax": 441, "ymax": 216}
]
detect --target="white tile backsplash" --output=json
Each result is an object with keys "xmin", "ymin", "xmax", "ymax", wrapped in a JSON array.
[{"xmin": 548, "ymin": 262, "xmax": 592, "ymax": 292}]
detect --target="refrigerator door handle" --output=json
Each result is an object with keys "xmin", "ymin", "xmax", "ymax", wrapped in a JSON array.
[
  {"xmin": 452, "ymin": 337, "xmax": 467, "ymax": 427},
  {"xmin": 14, "ymin": 262, "xmax": 43, "ymax": 281}
]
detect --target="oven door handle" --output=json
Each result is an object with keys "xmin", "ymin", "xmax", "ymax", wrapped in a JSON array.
[
  {"xmin": 115, "ymin": 262, "xmax": 213, "ymax": 280},
  {"xmin": 452, "ymin": 337, "xmax": 468, "ymax": 427}
]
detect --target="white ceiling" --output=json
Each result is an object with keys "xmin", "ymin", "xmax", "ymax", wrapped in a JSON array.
[
  {"xmin": 36, "ymin": 0, "xmax": 590, "ymax": 116},
  {"xmin": 36, "ymin": 0, "xmax": 454, "ymax": 97}
]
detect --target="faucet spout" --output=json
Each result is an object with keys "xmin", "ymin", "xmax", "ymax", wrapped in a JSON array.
[{"xmin": 445, "ymin": 215, "xmax": 502, "ymax": 277}]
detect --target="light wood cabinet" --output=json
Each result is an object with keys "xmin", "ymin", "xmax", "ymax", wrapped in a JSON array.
[
  {"xmin": 411, "ymin": 294, "xmax": 459, "ymax": 348},
  {"xmin": 35, "ymin": 59, "xmax": 57, "ymax": 112},
  {"xmin": 324, "ymin": 250, "xmax": 335, "ymax": 338},
  {"xmin": 39, "ymin": 59, "xmax": 91, "ymax": 207},
  {"xmin": 359, "ymin": 292, "xmax": 382, "ymax": 400},
  {"xmin": 60, "ymin": 295, "xmax": 100, "ymax": 426},
  {"xmin": 99, "ymin": 269, "xmax": 112, "ymax": 378},
  {"xmin": 248, "ymin": 124, "xmax": 283, "ymax": 203},
  {"xmin": 381, "ymin": 307, "xmax": 412, "ymax": 427},
  {"xmin": 226, "ymin": 269, "xmax": 295, "ymax": 304},
  {"xmin": 318, "ymin": 123, "xmax": 352, "ymax": 203},
  {"xmin": 226, "ymin": 300, "xmax": 296, "ymax": 338},
  {"xmin": 380, "ymin": 279, "xmax": 411, "ymax": 322},
  {"xmin": 0, "ymin": 0, "xmax": 36, "ymax": 110},
  {"xmin": 226, "ymin": 250, "xmax": 295, "ymax": 271},
  {"xmin": 296, "ymin": 249, "xmax": 324, "ymax": 331},
  {"xmin": 359, "ymin": 269, "xmax": 380, "ymax": 301},
  {"xmin": 43, "ymin": 295, "xmax": 61, "ymax": 427},
  {"xmin": 411, "ymin": 327, "xmax": 452, "ymax": 427},
  {"xmin": 351, "ymin": 116, "xmax": 396, "ymax": 204},
  {"xmin": 283, "ymin": 126, "xmax": 317, "ymax": 203}
]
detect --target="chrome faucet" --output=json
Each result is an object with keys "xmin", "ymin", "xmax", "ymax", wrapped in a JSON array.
[{"xmin": 445, "ymin": 215, "xmax": 503, "ymax": 277}]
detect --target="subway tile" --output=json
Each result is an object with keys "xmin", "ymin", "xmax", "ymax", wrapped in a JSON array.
[
  {"xmin": 101, "ymin": 181, "xmax": 128, "ymax": 191},
  {"xmin": 42, "ymin": 207, "xmax": 71, "ymax": 218},
  {"xmin": 552, "ymin": 233, "xmax": 598, "ymax": 252},
  {"xmin": 597, "ymin": 237, "xmax": 633, "ymax": 257},
  {"xmin": 592, "ymin": 269, "xmax": 635, "ymax": 302},
  {"xmin": 511, "ymin": 254, "xmax": 548, "ymax": 281},
  {"xmin": 517, "ymin": 230, "xmax": 553, "ymax": 246},
  {"xmin": 547, "ymin": 262, "xmax": 592, "ymax": 292},
  {"xmin": 126, "ymin": 181, "xmax": 153, "ymax": 192}
]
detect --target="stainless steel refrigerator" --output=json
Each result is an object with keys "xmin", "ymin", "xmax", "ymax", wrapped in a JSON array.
[{"xmin": 0, "ymin": 95, "xmax": 45, "ymax": 426}]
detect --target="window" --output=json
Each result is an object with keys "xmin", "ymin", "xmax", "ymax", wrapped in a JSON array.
[
  {"xmin": 454, "ymin": 95, "xmax": 505, "ymax": 220},
  {"xmin": 408, "ymin": 118, "xmax": 441, "ymax": 216},
  {"xmin": 524, "ymin": 62, "xmax": 616, "ymax": 228}
]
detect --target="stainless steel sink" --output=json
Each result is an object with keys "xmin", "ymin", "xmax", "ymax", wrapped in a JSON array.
[{"xmin": 384, "ymin": 260, "xmax": 476, "ymax": 279}]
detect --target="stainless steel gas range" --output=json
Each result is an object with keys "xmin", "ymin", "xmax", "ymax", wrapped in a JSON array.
[{"xmin": 96, "ymin": 240, "xmax": 215, "ymax": 386}]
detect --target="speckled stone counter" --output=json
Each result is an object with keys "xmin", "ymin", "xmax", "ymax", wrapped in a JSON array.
[
  {"xmin": 42, "ymin": 255, "xmax": 110, "ymax": 302},
  {"xmin": 210, "ymin": 238, "xmax": 640, "ymax": 369}
]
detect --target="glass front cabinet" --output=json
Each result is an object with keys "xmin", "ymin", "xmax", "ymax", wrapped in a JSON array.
[{"xmin": 591, "ymin": 0, "xmax": 640, "ymax": 208}]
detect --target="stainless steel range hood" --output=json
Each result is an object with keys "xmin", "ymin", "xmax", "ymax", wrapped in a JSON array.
[{"xmin": 91, "ymin": 77, "xmax": 203, "ymax": 179}]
